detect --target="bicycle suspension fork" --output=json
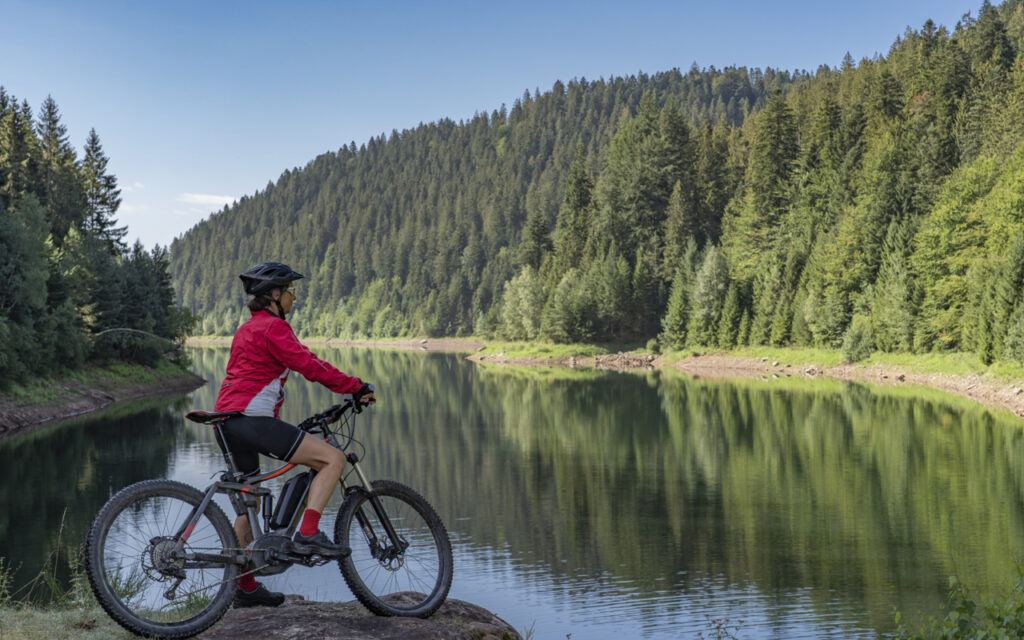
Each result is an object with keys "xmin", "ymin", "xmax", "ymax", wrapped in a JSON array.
[{"xmin": 343, "ymin": 452, "xmax": 408, "ymax": 555}]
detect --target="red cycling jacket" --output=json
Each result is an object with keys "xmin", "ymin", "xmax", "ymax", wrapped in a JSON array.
[{"xmin": 214, "ymin": 310, "xmax": 362, "ymax": 418}]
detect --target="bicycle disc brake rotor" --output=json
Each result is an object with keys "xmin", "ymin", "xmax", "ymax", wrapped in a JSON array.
[{"xmin": 372, "ymin": 540, "xmax": 407, "ymax": 570}]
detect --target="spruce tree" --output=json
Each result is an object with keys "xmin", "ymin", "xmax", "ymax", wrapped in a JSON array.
[
  {"xmin": 36, "ymin": 96, "xmax": 84, "ymax": 244},
  {"xmin": 81, "ymin": 128, "xmax": 126, "ymax": 254}
]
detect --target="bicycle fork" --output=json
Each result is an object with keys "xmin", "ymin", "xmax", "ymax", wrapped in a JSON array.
[{"xmin": 343, "ymin": 452, "xmax": 408, "ymax": 561}]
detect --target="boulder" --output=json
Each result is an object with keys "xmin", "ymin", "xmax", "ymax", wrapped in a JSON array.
[{"xmin": 197, "ymin": 594, "xmax": 521, "ymax": 640}]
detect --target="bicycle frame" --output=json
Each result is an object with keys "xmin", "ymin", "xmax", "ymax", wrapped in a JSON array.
[{"xmin": 175, "ymin": 401, "xmax": 394, "ymax": 570}]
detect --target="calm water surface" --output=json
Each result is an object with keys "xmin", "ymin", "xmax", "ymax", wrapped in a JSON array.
[{"xmin": 3, "ymin": 346, "xmax": 1024, "ymax": 638}]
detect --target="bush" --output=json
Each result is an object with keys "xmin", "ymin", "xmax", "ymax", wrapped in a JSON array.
[
  {"xmin": 646, "ymin": 338, "xmax": 661, "ymax": 354},
  {"xmin": 896, "ymin": 574, "xmax": 1024, "ymax": 639},
  {"xmin": 841, "ymin": 314, "xmax": 874, "ymax": 363}
]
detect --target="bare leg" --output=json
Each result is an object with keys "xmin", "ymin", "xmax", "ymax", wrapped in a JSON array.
[
  {"xmin": 288, "ymin": 434, "xmax": 346, "ymax": 514},
  {"xmin": 234, "ymin": 515, "xmax": 252, "ymax": 547}
]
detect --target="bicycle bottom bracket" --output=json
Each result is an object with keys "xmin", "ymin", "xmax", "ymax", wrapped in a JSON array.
[{"xmin": 249, "ymin": 534, "xmax": 295, "ymax": 576}]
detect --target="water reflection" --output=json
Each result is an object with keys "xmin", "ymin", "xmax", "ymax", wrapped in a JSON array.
[{"xmin": 2, "ymin": 346, "xmax": 1023, "ymax": 638}]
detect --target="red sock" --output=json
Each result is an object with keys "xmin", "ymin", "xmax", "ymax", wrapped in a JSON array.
[
  {"xmin": 238, "ymin": 574, "xmax": 258, "ymax": 592},
  {"xmin": 299, "ymin": 509, "xmax": 321, "ymax": 536}
]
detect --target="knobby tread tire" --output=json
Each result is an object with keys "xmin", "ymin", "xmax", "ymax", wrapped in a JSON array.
[
  {"xmin": 334, "ymin": 479, "xmax": 453, "ymax": 618},
  {"xmin": 85, "ymin": 479, "xmax": 239, "ymax": 639}
]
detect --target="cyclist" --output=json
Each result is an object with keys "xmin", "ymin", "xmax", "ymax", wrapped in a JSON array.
[{"xmin": 213, "ymin": 261, "xmax": 375, "ymax": 608}]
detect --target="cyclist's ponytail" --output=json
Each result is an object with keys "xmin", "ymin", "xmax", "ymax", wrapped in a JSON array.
[{"xmin": 248, "ymin": 293, "xmax": 274, "ymax": 313}]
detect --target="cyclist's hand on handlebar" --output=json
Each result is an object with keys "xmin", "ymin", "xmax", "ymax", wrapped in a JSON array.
[{"xmin": 353, "ymin": 382, "xmax": 376, "ymax": 407}]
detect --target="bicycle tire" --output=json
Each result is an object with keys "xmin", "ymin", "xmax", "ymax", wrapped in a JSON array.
[
  {"xmin": 334, "ymin": 480, "xmax": 453, "ymax": 617},
  {"xmin": 85, "ymin": 479, "xmax": 239, "ymax": 639}
]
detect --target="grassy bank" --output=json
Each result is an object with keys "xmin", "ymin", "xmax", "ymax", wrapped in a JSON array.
[
  {"xmin": 0, "ymin": 359, "xmax": 194, "ymax": 407},
  {"xmin": 0, "ymin": 359, "xmax": 204, "ymax": 439}
]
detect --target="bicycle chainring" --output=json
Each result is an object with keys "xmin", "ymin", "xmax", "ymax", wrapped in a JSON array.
[{"xmin": 250, "ymin": 534, "xmax": 295, "ymax": 576}]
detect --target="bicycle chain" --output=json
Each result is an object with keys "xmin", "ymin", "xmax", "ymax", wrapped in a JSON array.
[{"xmin": 159, "ymin": 543, "xmax": 335, "ymax": 603}]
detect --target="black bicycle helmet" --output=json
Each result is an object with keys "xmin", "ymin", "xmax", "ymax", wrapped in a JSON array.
[{"xmin": 239, "ymin": 262, "xmax": 304, "ymax": 296}]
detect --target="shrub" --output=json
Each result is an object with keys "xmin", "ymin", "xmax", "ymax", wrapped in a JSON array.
[
  {"xmin": 841, "ymin": 314, "xmax": 874, "ymax": 363},
  {"xmin": 895, "ymin": 573, "xmax": 1024, "ymax": 639}
]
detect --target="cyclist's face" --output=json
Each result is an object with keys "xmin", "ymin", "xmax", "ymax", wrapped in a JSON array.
[{"xmin": 278, "ymin": 283, "xmax": 296, "ymax": 314}]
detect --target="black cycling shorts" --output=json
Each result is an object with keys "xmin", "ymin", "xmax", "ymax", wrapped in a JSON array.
[{"xmin": 219, "ymin": 415, "xmax": 305, "ymax": 476}]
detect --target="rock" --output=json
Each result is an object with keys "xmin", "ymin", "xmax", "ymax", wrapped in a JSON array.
[
  {"xmin": 197, "ymin": 594, "xmax": 521, "ymax": 640},
  {"xmin": 760, "ymin": 357, "xmax": 768, "ymax": 362},
  {"xmin": 897, "ymin": 374, "xmax": 905, "ymax": 382},
  {"xmin": 772, "ymin": 361, "xmax": 779, "ymax": 367},
  {"xmin": 1014, "ymin": 387, "xmax": 1022, "ymax": 395}
]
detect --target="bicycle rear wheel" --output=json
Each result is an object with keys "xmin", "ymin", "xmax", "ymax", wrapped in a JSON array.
[
  {"xmin": 334, "ymin": 480, "xmax": 453, "ymax": 617},
  {"xmin": 85, "ymin": 479, "xmax": 239, "ymax": 639}
]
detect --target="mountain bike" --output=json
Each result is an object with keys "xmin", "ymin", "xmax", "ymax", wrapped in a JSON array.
[{"xmin": 84, "ymin": 397, "xmax": 454, "ymax": 639}]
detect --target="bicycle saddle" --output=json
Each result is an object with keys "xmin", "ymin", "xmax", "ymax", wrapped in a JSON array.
[{"xmin": 185, "ymin": 410, "xmax": 240, "ymax": 424}]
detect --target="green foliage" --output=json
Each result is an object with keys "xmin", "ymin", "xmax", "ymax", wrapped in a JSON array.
[
  {"xmin": 895, "ymin": 573, "xmax": 1024, "ymax": 639},
  {"xmin": 0, "ymin": 90, "xmax": 192, "ymax": 384},
  {"xmin": 499, "ymin": 267, "xmax": 545, "ymax": 340},
  {"xmin": 841, "ymin": 314, "xmax": 875, "ymax": 363},
  {"xmin": 688, "ymin": 245, "xmax": 729, "ymax": 346}
]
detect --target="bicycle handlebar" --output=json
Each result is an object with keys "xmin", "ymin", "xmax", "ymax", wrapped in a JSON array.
[{"xmin": 296, "ymin": 390, "xmax": 373, "ymax": 433}]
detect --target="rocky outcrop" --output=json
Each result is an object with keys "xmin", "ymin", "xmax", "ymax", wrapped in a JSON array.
[{"xmin": 197, "ymin": 594, "xmax": 521, "ymax": 640}]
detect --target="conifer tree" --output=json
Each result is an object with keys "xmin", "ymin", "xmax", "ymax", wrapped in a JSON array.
[
  {"xmin": 81, "ymin": 128, "xmax": 126, "ymax": 254},
  {"xmin": 725, "ymin": 91, "xmax": 798, "ymax": 280},
  {"xmin": 687, "ymin": 245, "xmax": 729, "ymax": 346},
  {"xmin": 517, "ymin": 206, "xmax": 551, "ymax": 271},
  {"xmin": 37, "ymin": 96, "xmax": 84, "ymax": 244},
  {"xmin": 716, "ymin": 282, "xmax": 742, "ymax": 348},
  {"xmin": 660, "ymin": 238, "xmax": 698, "ymax": 349},
  {"xmin": 553, "ymin": 144, "xmax": 594, "ymax": 274}
]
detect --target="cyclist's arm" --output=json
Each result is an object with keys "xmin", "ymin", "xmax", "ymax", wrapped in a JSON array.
[{"xmin": 264, "ymin": 320, "xmax": 363, "ymax": 394}]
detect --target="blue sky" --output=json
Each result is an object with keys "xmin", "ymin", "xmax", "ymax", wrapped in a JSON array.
[{"xmin": 0, "ymin": 0, "xmax": 975, "ymax": 248}]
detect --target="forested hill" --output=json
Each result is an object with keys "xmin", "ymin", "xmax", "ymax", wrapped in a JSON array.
[
  {"xmin": 170, "ymin": 66, "xmax": 807, "ymax": 336},
  {"xmin": 173, "ymin": 0, "xmax": 1024, "ymax": 366}
]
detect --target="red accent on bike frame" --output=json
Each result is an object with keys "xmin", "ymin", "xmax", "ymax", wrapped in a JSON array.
[
  {"xmin": 251, "ymin": 463, "xmax": 295, "ymax": 483},
  {"xmin": 180, "ymin": 523, "xmax": 196, "ymax": 542}
]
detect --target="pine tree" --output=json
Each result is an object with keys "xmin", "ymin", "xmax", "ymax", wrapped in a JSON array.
[
  {"xmin": 553, "ymin": 144, "xmax": 594, "ymax": 275},
  {"xmin": 36, "ymin": 96, "xmax": 84, "ymax": 244},
  {"xmin": 724, "ymin": 91, "xmax": 798, "ymax": 280},
  {"xmin": 687, "ymin": 245, "xmax": 729, "ymax": 346},
  {"xmin": 662, "ymin": 181, "xmax": 699, "ymax": 279},
  {"xmin": 660, "ymin": 238, "xmax": 698, "ymax": 349},
  {"xmin": 517, "ymin": 206, "xmax": 551, "ymax": 270},
  {"xmin": 716, "ymin": 281, "xmax": 742, "ymax": 348},
  {"xmin": 81, "ymin": 128, "xmax": 126, "ymax": 254},
  {"xmin": 0, "ymin": 99, "xmax": 40, "ymax": 208}
]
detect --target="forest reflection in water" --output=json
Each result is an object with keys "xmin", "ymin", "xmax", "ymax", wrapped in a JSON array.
[{"xmin": 2, "ymin": 345, "xmax": 1023, "ymax": 638}]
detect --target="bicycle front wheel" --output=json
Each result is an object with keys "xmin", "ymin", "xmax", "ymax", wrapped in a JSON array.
[
  {"xmin": 85, "ymin": 479, "xmax": 239, "ymax": 639},
  {"xmin": 334, "ymin": 480, "xmax": 453, "ymax": 617}
]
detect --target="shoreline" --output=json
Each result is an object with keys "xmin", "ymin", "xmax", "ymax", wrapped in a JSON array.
[
  {"xmin": 469, "ymin": 350, "xmax": 1024, "ymax": 420},
  {"xmin": 18, "ymin": 337, "xmax": 1024, "ymax": 432},
  {"xmin": 0, "ymin": 367, "xmax": 205, "ymax": 440}
]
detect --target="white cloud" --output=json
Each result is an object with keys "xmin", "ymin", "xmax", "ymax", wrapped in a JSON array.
[
  {"xmin": 123, "ymin": 182, "xmax": 145, "ymax": 192},
  {"xmin": 178, "ymin": 193, "xmax": 237, "ymax": 208}
]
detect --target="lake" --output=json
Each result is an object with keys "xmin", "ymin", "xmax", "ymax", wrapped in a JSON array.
[{"xmin": 3, "ymin": 345, "xmax": 1024, "ymax": 638}]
